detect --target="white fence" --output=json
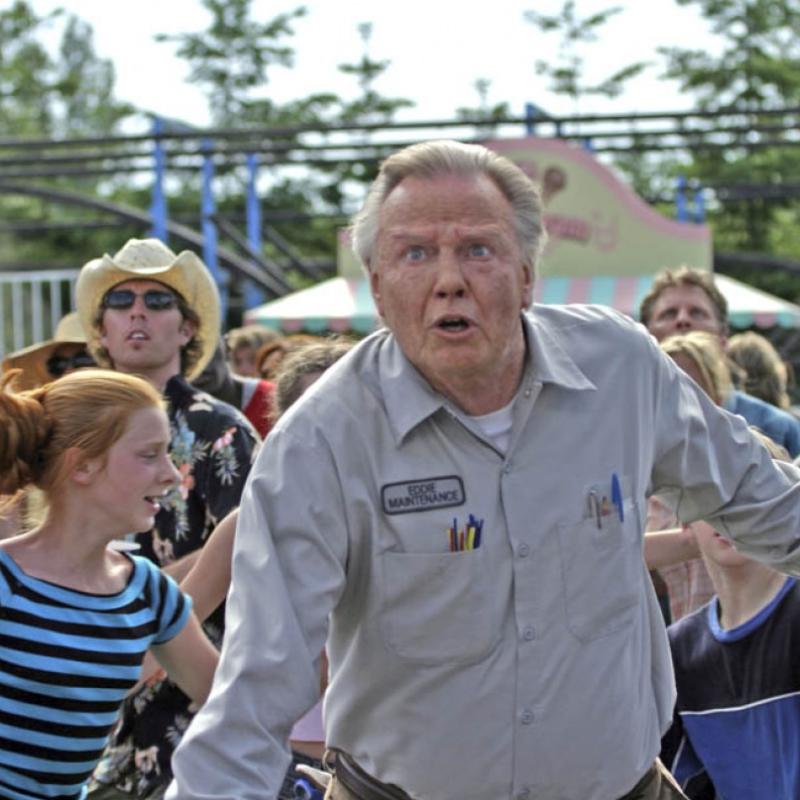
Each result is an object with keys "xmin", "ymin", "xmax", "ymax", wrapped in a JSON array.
[{"xmin": 0, "ymin": 269, "xmax": 79, "ymax": 359}]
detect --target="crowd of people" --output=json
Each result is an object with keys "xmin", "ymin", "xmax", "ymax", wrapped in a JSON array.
[{"xmin": 1, "ymin": 139, "xmax": 800, "ymax": 800}]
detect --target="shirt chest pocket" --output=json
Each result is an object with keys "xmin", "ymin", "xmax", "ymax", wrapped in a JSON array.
[
  {"xmin": 556, "ymin": 501, "xmax": 642, "ymax": 642},
  {"xmin": 379, "ymin": 548, "xmax": 502, "ymax": 666}
]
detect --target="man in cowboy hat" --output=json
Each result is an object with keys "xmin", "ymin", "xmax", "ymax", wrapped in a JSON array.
[
  {"xmin": 76, "ymin": 238, "xmax": 258, "ymax": 800},
  {"xmin": 1, "ymin": 310, "xmax": 94, "ymax": 391}
]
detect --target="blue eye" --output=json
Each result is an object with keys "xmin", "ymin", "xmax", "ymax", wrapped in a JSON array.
[
  {"xmin": 468, "ymin": 243, "xmax": 491, "ymax": 257},
  {"xmin": 405, "ymin": 245, "xmax": 426, "ymax": 262}
]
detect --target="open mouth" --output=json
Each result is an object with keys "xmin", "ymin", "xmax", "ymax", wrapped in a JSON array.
[
  {"xmin": 144, "ymin": 495, "xmax": 163, "ymax": 512},
  {"xmin": 127, "ymin": 331, "xmax": 149, "ymax": 341},
  {"xmin": 437, "ymin": 316, "xmax": 470, "ymax": 332}
]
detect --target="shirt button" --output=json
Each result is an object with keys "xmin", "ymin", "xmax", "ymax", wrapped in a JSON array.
[
  {"xmin": 523, "ymin": 626, "xmax": 536, "ymax": 641},
  {"xmin": 502, "ymin": 462, "xmax": 512, "ymax": 474},
  {"xmin": 520, "ymin": 708, "xmax": 534, "ymax": 725},
  {"xmin": 518, "ymin": 543, "xmax": 530, "ymax": 558},
  {"xmin": 517, "ymin": 789, "xmax": 531, "ymax": 800}
]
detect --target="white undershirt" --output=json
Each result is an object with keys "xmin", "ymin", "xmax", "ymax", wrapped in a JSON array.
[{"xmin": 467, "ymin": 395, "xmax": 516, "ymax": 453}]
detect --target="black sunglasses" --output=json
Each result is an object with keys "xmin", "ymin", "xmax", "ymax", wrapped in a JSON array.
[
  {"xmin": 102, "ymin": 288, "xmax": 179, "ymax": 311},
  {"xmin": 46, "ymin": 351, "xmax": 96, "ymax": 378}
]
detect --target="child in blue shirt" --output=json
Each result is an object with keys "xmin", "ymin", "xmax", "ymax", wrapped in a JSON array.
[
  {"xmin": 661, "ymin": 432, "xmax": 800, "ymax": 799},
  {"xmin": 0, "ymin": 368, "xmax": 218, "ymax": 800}
]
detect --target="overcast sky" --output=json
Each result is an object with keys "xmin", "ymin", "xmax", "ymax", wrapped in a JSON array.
[{"xmin": 27, "ymin": 0, "xmax": 716, "ymax": 131}]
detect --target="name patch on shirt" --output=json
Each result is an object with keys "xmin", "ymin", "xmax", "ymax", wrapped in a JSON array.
[{"xmin": 381, "ymin": 476, "xmax": 465, "ymax": 515}]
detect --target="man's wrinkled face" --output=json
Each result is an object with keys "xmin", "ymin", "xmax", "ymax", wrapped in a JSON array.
[
  {"xmin": 369, "ymin": 173, "xmax": 532, "ymax": 395},
  {"xmin": 647, "ymin": 285, "xmax": 723, "ymax": 342}
]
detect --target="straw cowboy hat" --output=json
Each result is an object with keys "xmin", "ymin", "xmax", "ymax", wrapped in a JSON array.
[
  {"xmin": 2, "ymin": 311, "xmax": 90, "ymax": 391},
  {"xmin": 76, "ymin": 238, "xmax": 221, "ymax": 380}
]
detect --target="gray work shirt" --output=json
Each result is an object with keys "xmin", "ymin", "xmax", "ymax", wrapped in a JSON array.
[{"xmin": 168, "ymin": 305, "xmax": 800, "ymax": 800}]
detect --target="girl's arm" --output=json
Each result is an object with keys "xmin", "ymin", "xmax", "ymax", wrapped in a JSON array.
[
  {"xmin": 152, "ymin": 612, "xmax": 219, "ymax": 706},
  {"xmin": 181, "ymin": 509, "xmax": 238, "ymax": 622},
  {"xmin": 132, "ymin": 511, "xmax": 238, "ymax": 698},
  {"xmin": 644, "ymin": 525, "xmax": 700, "ymax": 569}
]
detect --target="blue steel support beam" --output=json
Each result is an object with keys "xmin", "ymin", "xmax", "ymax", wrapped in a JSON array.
[
  {"xmin": 675, "ymin": 175, "xmax": 688, "ymax": 222},
  {"xmin": 244, "ymin": 153, "xmax": 267, "ymax": 310},
  {"xmin": 201, "ymin": 137, "xmax": 227, "ymax": 322},
  {"xmin": 150, "ymin": 116, "xmax": 168, "ymax": 241}
]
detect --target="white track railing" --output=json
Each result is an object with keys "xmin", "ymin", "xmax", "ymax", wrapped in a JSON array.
[{"xmin": 0, "ymin": 269, "xmax": 79, "ymax": 359}]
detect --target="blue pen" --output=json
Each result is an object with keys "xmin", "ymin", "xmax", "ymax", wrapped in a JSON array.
[
  {"xmin": 293, "ymin": 778, "xmax": 324, "ymax": 799},
  {"xmin": 611, "ymin": 472, "xmax": 624, "ymax": 522},
  {"xmin": 471, "ymin": 514, "xmax": 483, "ymax": 549}
]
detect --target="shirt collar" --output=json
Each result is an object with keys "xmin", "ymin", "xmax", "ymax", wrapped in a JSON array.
[
  {"xmin": 523, "ymin": 311, "xmax": 597, "ymax": 393},
  {"xmin": 379, "ymin": 311, "xmax": 596, "ymax": 444}
]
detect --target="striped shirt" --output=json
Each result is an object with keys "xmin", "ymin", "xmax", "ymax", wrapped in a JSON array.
[{"xmin": 0, "ymin": 550, "xmax": 190, "ymax": 800}]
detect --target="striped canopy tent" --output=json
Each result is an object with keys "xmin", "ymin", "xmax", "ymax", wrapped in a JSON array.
[
  {"xmin": 244, "ymin": 277, "xmax": 378, "ymax": 334},
  {"xmin": 244, "ymin": 273, "xmax": 800, "ymax": 334},
  {"xmin": 534, "ymin": 273, "xmax": 800, "ymax": 329}
]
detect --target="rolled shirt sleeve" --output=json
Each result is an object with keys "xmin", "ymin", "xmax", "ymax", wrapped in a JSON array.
[{"xmin": 648, "ymin": 330, "xmax": 800, "ymax": 573}]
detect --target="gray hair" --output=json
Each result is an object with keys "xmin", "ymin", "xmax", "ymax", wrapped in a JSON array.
[{"xmin": 350, "ymin": 140, "xmax": 547, "ymax": 273}]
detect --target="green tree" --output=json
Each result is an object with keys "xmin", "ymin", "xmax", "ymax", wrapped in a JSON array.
[
  {"xmin": 660, "ymin": 0, "xmax": 800, "ymax": 111},
  {"xmin": 54, "ymin": 16, "xmax": 133, "ymax": 137},
  {"xmin": 0, "ymin": 1, "xmax": 60, "ymax": 137},
  {"xmin": 657, "ymin": 0, "xmax": 800, "ymax": 297},
  {"xmin": 336, "ymin": 23, "xmax": 413, "ymax": 126},
  {"xmin": 314, "ymin": 22, "xmax": 414, "ymax": 211},
  {"xmin": 0, "ymin": 1, "xmax": 137, "ymax": 273},
  {"xmin": 0, "ymin": 2, "xmax": 132, "ymax": 138},
  {"xmin": 156, "ymin": 0, "xmax": 308, "ymax": 127},
  {"xmin": 456, "ymin": 78, "xmax": 513, "ymax": 138},
  {"xmin": 524, "ymin": 1, "xmax": 649, "ymax": 109}
]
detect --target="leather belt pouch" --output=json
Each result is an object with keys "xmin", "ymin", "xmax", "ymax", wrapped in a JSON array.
[{"xmin": 334, "ymin": 751, "xmax": 412, "ymax": 800}]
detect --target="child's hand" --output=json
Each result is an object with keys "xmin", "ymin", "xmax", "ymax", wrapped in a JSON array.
[{"xmin": 128, "ymin": 651, "xmax": 167, "ymax": 696}]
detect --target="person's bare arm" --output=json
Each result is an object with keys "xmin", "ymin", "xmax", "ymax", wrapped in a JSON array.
[
  {"xmin": 644, "ymin": 526, "xmax": 700, "ymax": 569},
  {"xmin": 132, "ymin": 510, "xmax": 238, "ymax": 697},
  {"xmin": 180, "ymin": 509, "xmax": 238, "ymax": 622},
  {"xmin": 161, "ymin": 550, "xmax": 202, "ymax": 582},
  {"xmin": 152, "ymin": 613, "xmax": 219, "ymax": 706}
]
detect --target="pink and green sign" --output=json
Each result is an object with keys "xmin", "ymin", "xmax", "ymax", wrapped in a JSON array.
[{"xmin": 486, "ymin": 137, "xmax": 712, "ymax": 277}]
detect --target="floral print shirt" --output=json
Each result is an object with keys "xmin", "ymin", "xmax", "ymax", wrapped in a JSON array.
[{"xmin": 91, "ymin": 374, "xmax": 258, "ymax": 798}]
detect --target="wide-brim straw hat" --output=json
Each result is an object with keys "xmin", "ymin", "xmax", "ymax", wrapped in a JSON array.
[
  {"xmin": 76, "ymin": 238, "xmax": 221, "ymax": 380},
  {"xmin": 1, "ymin": 311, "xmax": 87, "ymax": 391}
]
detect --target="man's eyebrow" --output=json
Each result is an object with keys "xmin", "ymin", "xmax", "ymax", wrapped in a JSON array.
[{"xmin": 385, "ymin": 224, "xmax": 505, "ymax": 239}]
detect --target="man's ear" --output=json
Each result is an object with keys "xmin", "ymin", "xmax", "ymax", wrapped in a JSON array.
[
  {"xmin": 369, "ymin": 268, "xmax": 384, "ymax": 318},
  {"xmin": 179, "ymin": 318, "xmax": 197, "ymax": 346},
  {"xmin": 521, "ymin": 262, "xmax": 534, "ymax": 308},
  {"xmin": 64, "ymin": 447, "xmax": 101, "ymax": 486}
]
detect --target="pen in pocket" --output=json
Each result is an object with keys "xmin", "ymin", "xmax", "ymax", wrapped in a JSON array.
[{"xmin": 447, "ymin": 515, "xmax": 484, "ymax": 551}]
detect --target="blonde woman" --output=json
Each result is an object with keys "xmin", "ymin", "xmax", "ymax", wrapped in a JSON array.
[{"xmin": 726, "ymin": 330, "xmax": 792, "ymax": 410}]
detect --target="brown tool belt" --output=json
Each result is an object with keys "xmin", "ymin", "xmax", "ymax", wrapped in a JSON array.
[{"xmin": 330, "ymin": 750, "xmax": 412, "ymax": 800}]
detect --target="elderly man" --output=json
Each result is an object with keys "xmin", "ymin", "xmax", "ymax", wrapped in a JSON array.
[
  {"xmin": 76, "ymin": 238, "xmax": 258, "ymax": 799},
  {"xmin": 639, "ymin": 266, "xmax": 800, "ymax": 457},
  {"xmin": 168, "ymin": 142, "xmax": 800, "ymax": 800}
]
